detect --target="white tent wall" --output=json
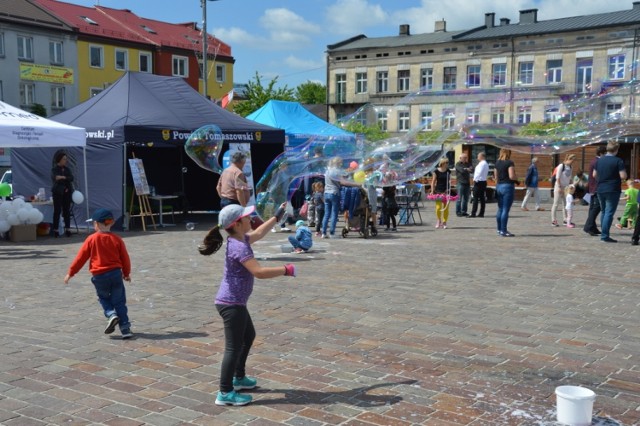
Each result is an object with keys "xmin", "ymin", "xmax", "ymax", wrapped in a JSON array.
[{"xmin": 12, "ymin": 144, "xmax": 123, "ymax": 225}]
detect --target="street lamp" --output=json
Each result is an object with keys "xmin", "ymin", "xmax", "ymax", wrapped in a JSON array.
[{"xmin": 201, "ymin": 0, "xmax": 220, "ymax": 99}]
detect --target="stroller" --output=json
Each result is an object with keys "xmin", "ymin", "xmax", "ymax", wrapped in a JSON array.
[{"xmin": 341, "ymin": 187, "xmax": 378, "ymax": 239}]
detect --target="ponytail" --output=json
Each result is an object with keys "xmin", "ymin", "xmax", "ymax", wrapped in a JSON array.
[{"xmin": 199, "ymin": 225, "xmax": 224, "ymax": 255}]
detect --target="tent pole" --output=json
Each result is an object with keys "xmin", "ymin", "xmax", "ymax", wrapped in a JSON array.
[
  {"xmin": 83, "ymin": 147, "xmax": 89, "ymax": 220},
  {"xmin": 123, "ymin": 144, "xmax": 127, "ymax": 230}
]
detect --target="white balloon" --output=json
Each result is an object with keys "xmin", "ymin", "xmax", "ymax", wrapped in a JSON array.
[
  {"xmin": 13, "ymin": 198, "xmax": 25, "ymax": 208},
  {"xmin": 7, "ymin": 213, "xmax": 19, "ymax": 226},
  {"xmin": 23, "ymin": 202, "xmax": 33, "ymax": 210},
  {"xmin": 27, "ymin": 209, "xmax": 43, "ymax": 224},
  {"xmin": 0, "ymin": 220, "xmax": 10, "ymax": 233},
  {"xmin": 72, "ymin": 190, "xmax": 84, "ymax": 204},
  {"xmin": 17, "ymin": 208, "xmax": 30, "ymax": 223}
]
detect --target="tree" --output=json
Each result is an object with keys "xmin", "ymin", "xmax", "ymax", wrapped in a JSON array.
[
  {"xmin": 295, "ymin": 81, "xmax": 326, "ymax": 104},
  {"xmin": 341, "ymin": 121, "xmax": 388, "ymax": 142},
  {"xmin": 232, "ymin": 72, "xmax": 295, "ymax": 117},
  {"xmin": 30, "ymin": 103, "xmax": 47, "ymax": 117}
]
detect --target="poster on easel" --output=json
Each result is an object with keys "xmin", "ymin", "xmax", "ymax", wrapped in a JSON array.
[
  {"xmin": 222, "ymin": 143, "xmax": 256, "ymax": 206},
  {"xmin": 129, "ymin": 158, "xmax": 150, "ymax": 195}
]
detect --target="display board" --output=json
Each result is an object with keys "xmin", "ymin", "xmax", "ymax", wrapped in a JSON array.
[{"xmin": 129, "ymin": 158, "xmax": 150, "ymax": 196}]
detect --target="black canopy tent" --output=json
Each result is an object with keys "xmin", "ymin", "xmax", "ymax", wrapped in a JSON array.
[{"xmin": 12, "ymin": 72, "xmax": 285, "ymax": 224}]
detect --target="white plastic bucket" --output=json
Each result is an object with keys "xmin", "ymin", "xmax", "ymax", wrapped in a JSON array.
[
  {"xmin": 555, "ymin": 385, "xmax": 596, "ymax": 425},
  {"xmin": 280, "ymin": 244, "xmax": 292, "ymax": 253}
]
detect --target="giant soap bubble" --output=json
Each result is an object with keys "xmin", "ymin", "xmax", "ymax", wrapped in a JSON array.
[
  {"xmin": 184, "ymin": 125, "xmax": 225, "ymax": 173},
  {"xmin": 186, "ymin": 61, "xmax": 640, "ymax": 220}
]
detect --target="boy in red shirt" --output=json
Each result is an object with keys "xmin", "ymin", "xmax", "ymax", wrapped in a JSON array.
[{"xmin": 64, "ymin": 208, "xmax": 133, "ymax": 339}]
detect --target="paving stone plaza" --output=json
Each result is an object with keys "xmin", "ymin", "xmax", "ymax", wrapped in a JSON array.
[{"xmin": 1, "ymin": 202, "xmax": 639, "ymax": 425}]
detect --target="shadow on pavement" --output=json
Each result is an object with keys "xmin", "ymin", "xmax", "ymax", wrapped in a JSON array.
[
  {"xmin": 252, "ymin": 379, "xmax": 417, "ymax": 408},
  {"xmin": 0, "ymin": 247, "xmax": 64, "ymax": 259},
  {"xmin": 131, "ymin": 331, "xmax": 209, "ymax": 340}
]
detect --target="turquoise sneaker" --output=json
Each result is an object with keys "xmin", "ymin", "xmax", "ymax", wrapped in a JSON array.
[
  {"xmin": 215, "ymin": 390, "xmax": 252, "ymax": 406},
  {"xmin": 233, "ymin": 376, "xmax": 257, "ymax": 390}
]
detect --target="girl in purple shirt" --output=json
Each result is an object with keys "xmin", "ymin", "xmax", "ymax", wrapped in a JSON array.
[{"xmin": 199, "ymin": 203, "xmax": 295, "ymax": 406}]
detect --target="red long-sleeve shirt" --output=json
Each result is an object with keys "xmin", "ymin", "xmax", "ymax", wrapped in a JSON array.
[{"xmin": 68, "ymin": 232, "xmax": 131, "ymax": 278}]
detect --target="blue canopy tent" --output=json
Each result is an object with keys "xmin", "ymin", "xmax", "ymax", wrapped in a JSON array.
[{"xmin": 246, "ymin": 100, "xmax": 355, "ymax": 152}]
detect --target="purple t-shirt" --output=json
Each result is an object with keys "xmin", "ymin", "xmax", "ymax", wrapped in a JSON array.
[{"xmin": 215, "ymin": 235, "xmax": 254, "ymax": 305}]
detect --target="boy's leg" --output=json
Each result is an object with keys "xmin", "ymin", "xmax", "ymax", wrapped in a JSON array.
[
  {"xmin": 110, "ymin": 277, "xmax": 130, "ymax": 331},
  {"xmin": 632, "ymin": 208, "xmax": 640, "ymax": 244},
  {"xmin": 91, "ymin": 272, "xmax": 117, "ymax": 319},
  {"xmin": 288, "ymin": 235, "xmax": 300, "ymax": 249}
]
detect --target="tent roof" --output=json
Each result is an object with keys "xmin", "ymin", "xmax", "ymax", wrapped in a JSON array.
[
  {"xmin": 247, "ymin": 100, "xmax": 354, "ymax": 139},
  {"xmin": 0, "ymin": 101, "xmax": 85, "ymax": 148},
  {"xmin": 52, "ymin": 72, "xmax": 284, "ymax": 144}
]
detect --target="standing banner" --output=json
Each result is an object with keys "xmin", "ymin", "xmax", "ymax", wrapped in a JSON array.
[{"xmin": 128, "ymin": 158, "xmax": 150, "ymax": 195}]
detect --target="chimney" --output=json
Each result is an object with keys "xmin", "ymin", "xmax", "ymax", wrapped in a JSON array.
[
  {"xmin": 485, "ymin": 12, "xmax": 495, "ymax": 28},
  {"xmin": 634, "ymin": 1, "xmax": 640, "ymax": 10},
  {"xmin": 500, "ymin": 18, "xmax": 511, "ymax": 26},
  {"xmin": 519, "ymin": 8, "xmax": 538, "ymax": 24},
  {"xmin": 399, "ymin": 24, "xmax": 410, "ymax": 36},
  {"xmin": 434, "ymin": 19, "xmax": 446, "ymax": 32}
]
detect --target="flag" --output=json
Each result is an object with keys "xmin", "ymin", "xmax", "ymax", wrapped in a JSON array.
[{"xmin": 221, "ymin": 89, "xmax": 234, "ymax": 109}]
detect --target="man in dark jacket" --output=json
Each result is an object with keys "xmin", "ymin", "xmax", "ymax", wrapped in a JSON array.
[
  {"xmin": 583, "ymin": 145, "xmax": 607, "ymax": 236},
  {"xmin": 455, "ymin": 153, "xmax": 473, "ymax": 217}
]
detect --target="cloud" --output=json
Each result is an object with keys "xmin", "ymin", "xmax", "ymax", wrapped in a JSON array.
[
  {"xmin": 211, "ymin": 27, "xmax": 261, "ymax": 46},
  {"xmin": 388, "ymin": 0, "xmax": 624, "ymax": 34},
  {"xmin": 325, "ymin": 0, "xmax": 388, "ymax": 35},
  {"xmin": 284, "ymin": 55, "xmax": 324, "ymax": 70},
  {"xmin": 260, "ymin": 8, "xmax": 321, "ymax": 49}
]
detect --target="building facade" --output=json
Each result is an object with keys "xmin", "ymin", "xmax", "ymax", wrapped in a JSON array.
[{"xmin": 326, "ymin": 3, "xmax": 640, "ymax": 177}]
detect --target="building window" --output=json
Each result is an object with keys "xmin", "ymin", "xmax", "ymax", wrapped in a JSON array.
[
  {"xmin": 443, "ymin": 67, "xmax": 457, "ymax": 90},
  {"xmin": 89, "ymin": 87, "xmax": 103, "ymax": 97},
  {"xmin": 17, "ymin": 36, "xmax": 33, "ymax": 60},
  {"xmin": 20, "ymin": 82, "xmax": 35, "ymax": 106},
  {"xmin": 172, "ymin": 55, "xmax": 189, "ymax": 77},
  {"xmin": 465, "ymin": 108, "xmax": 480, "ymax": 124},
  {"xmin": 576, "ymin": 59, "xmax": 593, "ymax": 94},
  {"xmin": 398, "ymin": 70, "xmax": 410, "ymax": 92},
  {"xmin": 89, "ymin": 45, "xmax": 104, "ymax": 68},
  {"xmin": 606, "ymin": 103, "xmax": 622, "ymax": 121},
  {"xmin": 544, "ymin": 107, "xmax": 560, "ymax": 123},
  {"xmin": 115, "ymin": 49, "xmax": 128, "ymax": 71},
  {"xmin": 466, "ymin": 65, "xmax": 481, "ymax": 88},
  {"xmin": 377, "ymin": 110, "xmax": 388, "ymax": 131},
  {"xmin": 609, "ymin": 55, "xmax": 625, "ymax": 80},
  {"xmin": 518, "ymin": 62, "xmax": 534, "ymax": 85},
  {"xmin": 491, "ymin": 108, "xmax": 505, "ymax": 124},
  {"xmin": 377, "ymin": 71, "xmax": 388, "ymax": 93},
  {"xmin": 491, "ymin": 63, "xmax": 506, "ymax": 87},
  {"xmin": 355, "ymin": 72, "xmax": 367, "ymax": 94},
  {"xmin": 336, "ymin": 73, "xmax": 346, "ymax": 103},
  {"xmin": 517, "ymin": 106, "xmax": 532, "ymax": 124},
  {"xmin": 421, "ymin": 110, "xmax": 432, "ymax": 130},
  {"xmin": 139, "ymin": 52, "xmax": 151, "ymax": 73},
  {"xmin": 216, "ymin": 64, "xmax": 226, "ymax": 82},
  {"xmin": 442, "ymin": 109, "xmax": 455, "ymax": 129},
  {"xmin": 420, "ymin": 68, "xmax": 433, "ymax": 90},
  {"xmin": 49, "ymin": 41, "xmax": 63, "ymax": 65},
  {"xmin": 398, "ymin": 110, "xmax": 410, "ymax": 131},
  {"xmin": 546, "ymin": 60, "xmax": 562, "ymax": 84},
  {"xmin": 51, "ymin": 86, "xmax": 65, "ymax": 109},
  {"xmin": 0, "ymin": 33, "xmax": 4, "ymax": 57}
]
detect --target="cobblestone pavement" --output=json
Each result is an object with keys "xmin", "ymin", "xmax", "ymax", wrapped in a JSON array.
[{"xmin": 1, "ymin": 202, "xmax": 639, "ymax": 425}]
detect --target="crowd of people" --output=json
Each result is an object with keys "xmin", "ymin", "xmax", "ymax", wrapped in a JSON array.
[{"xmin": 57, "ymin": 139, "xmax": 632, "ymax": 408}]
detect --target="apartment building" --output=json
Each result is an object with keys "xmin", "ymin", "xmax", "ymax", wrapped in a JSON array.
[{"xmin": 326, "ymin": 3, "xmax": 640, "ymax": 176}]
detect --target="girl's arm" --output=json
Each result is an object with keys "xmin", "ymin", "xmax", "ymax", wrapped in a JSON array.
[
  {"xmin": 430, "ymin": 173, "xmax": 436, "ymax": 194},
  {"xmin": 242, "ymin": 258, "xmax": 292, "ymax": 279},
  {"xmin": 508, "ymin": 166, "xmax": 517, "ymax": 182}
]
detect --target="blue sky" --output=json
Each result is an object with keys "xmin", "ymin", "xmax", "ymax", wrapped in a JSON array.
[{"xmin": 71, "ymin": 0, "xmax": 626, "ymax": 89}]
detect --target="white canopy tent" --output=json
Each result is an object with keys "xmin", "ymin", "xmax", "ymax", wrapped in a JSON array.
[{"xmin": 0, "ymin": 101, "xmax": 88, "ymax": 217}]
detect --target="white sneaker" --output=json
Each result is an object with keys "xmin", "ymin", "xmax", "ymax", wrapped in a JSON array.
[
  {"xmin": 271, "ymin": 227, "xmax": 277, "ymax": 233},
  {"xmin": 281, "ymin": 227, "xmax": 291, "ymax": 232}
]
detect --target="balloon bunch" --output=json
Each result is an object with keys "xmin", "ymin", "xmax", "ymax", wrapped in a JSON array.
[{"xmin": 0, "ymin": 199, "xmax": 44, "ymax": 234}]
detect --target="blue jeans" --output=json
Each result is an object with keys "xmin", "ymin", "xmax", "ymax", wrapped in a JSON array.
[
  {"xmin": 495, "ymin": 183, "xmax": 515, "ymax": 233},
  {"xmin": 456, "ymin": 183, "xmax": 470, "ymax": 215},
  {"xmin": 91, "ymin": 268, "xmax": 130, "ymax": 330},
  {"xmin": 322, "ymin": 192, "xmax": 340, "ymax": 235},
  {"xmin": 288, "ymin": 235, "xmax": 310, "ymax": 251},
  {"xmin": 598, "ymin": 191, "xmax": 621, "ymax": 240}
]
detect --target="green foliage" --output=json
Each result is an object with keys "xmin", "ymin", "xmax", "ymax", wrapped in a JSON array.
[
  {"xmin": 519, "ymin": 121, "xmax": 587, "ymax": 137},
  {"xmin": 295, "ymin": 81, "xmax": 326, "ymax": 104},
  {"xmin": 232, "ymin": 72, "xmax": 295, "ymax": 117},
  {"xmin": 30, "ymin": 103, "xmax": 47, "ymax": 117},
  {"xmin": 341, "ymin": 121, "xmax": 389, "ymax": 142}
]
